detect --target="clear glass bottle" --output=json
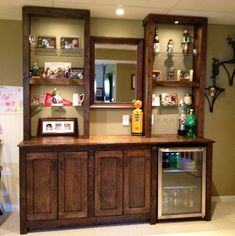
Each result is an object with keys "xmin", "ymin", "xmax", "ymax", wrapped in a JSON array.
[{"xmin": 153, "ymin": 28, "xmax": 160, "ymax": 53}]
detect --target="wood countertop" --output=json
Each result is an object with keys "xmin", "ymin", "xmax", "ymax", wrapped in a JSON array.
[{"xmin": 18, "ymin": 135, "xmax": 214, "ymax": 148}]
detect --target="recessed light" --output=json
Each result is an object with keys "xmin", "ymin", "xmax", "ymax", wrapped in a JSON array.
[
  {"xmin": 116, "ymin": 8, "xmax": 125, "ymax": 16},
  {"xmin": 174, "ymin": 20, "xmax": 179, "ymax": 24}
]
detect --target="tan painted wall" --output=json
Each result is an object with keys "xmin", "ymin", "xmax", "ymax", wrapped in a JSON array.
[
  {"xmin": 205, "ymin": 25, "xmax": 235, "ymax": 196},
  {"xmin": 0, "ymin": 19, "xmax": 234, "ymax": 212}
]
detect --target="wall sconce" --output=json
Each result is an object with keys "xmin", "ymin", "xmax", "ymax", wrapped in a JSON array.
[{"xmin": 205, "ymin": 58, "xmax": 225, "ymax": 112}]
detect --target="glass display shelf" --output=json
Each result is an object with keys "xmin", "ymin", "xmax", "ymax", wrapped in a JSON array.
[
  {"xmin": 154, "ymin": 51, "xmax": 197, "ymax": 57},
  {"xmin": 163, "ymin": 168, "xmax": 198, "ymax": 173},
  {"xmin": 31, "ymin": 47, "xmax": 83, "ymax": 57}
]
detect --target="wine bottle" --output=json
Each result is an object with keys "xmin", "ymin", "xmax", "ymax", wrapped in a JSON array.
[{"xmin": 153, "ymin": 28, "xmax": 160, "ymax": 53}]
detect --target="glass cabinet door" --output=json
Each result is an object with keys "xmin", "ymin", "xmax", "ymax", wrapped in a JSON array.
[{"xmin": 158, "ymin": 147, "xmax": 206, "ymax": 219}]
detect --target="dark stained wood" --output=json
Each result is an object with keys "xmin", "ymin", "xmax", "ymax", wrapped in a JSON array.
[
  {"xmin": 88, "ymin": 150, "xmax": 95, "ymax": 217},
  {"xmin": 30, "ymin": 78, "xmax": 84, "ymax": 85},
  {"xmin": 123, "ymin": 149, "xmax": 151, "ymax": 214},
  {"xmin": 150, "ymin": 147, "xmax": 158, "ymax": 224},
  {"xmin": 153, "ymin": 80, "xmax": 199, "ymax": 88},
  {"xmin": 22, "ymin": 6, "xmax": 90, "ymax": 139},
  {"xmin": 18, "ymin": 135, "xmax": 214, "ymax": 148},
  {"xmin": 58, "ymin": 152, "xmax": 88, "ymax": 219},
  {"xmin": 26, "ymin": 152, "xmax": 57, "ymax": 221},
  {"xmin": 90, "ymin": 36, "xmax": 144, "ymax": 109},
  {"xmin": 94, "ymin": 151, "xmax": 123, "ymax": 216},
  {"xmin": 143, "ymin": 14, "xmax": 207, "ymax": 137}
]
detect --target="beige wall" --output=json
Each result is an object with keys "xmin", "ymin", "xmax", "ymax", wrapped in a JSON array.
[
  {"xmin": 0, "ymin": 19, "xmax": 235, "ymax": 212},
  {"xmin": 205, "ymin": 25, "xmax": 235, "ymax": 196}
]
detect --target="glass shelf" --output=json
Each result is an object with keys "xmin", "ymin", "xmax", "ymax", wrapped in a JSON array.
[
  {"xmin": 31, "ymin": 47, "xmax": 83, "ymax": 57},
  {"xmin": 154, "ymin": 51, "xmax": 197, "ymax": 57}
]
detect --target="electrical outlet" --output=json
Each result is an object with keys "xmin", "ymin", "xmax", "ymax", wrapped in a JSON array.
[{"xmin": 122, "ymin": 115, "xmax": 130, "ymax": 126}]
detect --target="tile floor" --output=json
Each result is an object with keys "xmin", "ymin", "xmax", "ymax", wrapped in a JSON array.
[{"xmin": 0, "ymin": 201, "xmax": 235, "ymax": 236}]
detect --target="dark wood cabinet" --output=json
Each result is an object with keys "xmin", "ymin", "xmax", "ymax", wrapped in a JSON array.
[
  {"xmin": 94, "ymin": 149, "xmax": 151, "ymax": 217},
  {"xmin": 26, "ymin": 152, "xmax": 57, "ymax": 221},
  {"xmin": 123, "ymin": 149, "xmax": 151, "ymax": 214},
  {"xmin": 58, "ymin": 152, "xmax": 88, "ymax": 219},
  {"xmin": 95, "ymin": 151, "xmax": 123, "ymax": 216}
]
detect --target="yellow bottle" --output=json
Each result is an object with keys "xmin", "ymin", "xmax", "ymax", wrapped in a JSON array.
[{"xmin": 131, "ymin": 100, "xmax": 143, "ymax": 135}]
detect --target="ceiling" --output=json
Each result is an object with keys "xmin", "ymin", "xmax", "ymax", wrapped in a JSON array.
[{"xmin": 1, "ymin": 0, "xmax": 235, "ymax": 25}]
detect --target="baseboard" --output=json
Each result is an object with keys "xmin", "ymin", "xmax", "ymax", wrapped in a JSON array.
[{"xmin": 212, "ymin": 195, "xmax": 235, "ymax": 202}]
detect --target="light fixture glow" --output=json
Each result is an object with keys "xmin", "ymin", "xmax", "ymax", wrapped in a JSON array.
[
  {"xmin": 116, "ymin": 8, "xmax": 124, "ymax": 16},
  {"xmin": 174, "ymin": 20, "xmax": 179, "ymax": 24}
]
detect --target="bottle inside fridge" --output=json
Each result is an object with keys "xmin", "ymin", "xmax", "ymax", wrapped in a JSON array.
[{"xmin": 158, "ymin": 147, "xmax": 206, "ymax": 219}]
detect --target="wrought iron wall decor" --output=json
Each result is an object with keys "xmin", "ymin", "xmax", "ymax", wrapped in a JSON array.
[
  {"xmin": 205, "ymin": 58, "xmax": 225, "ymax": 112},
  {"xmin": 205, "ymin": 37, "xmax": 235, "ymax": 112}
]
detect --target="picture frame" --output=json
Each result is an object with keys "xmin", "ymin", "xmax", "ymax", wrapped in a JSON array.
[
  {"xmin": 37, "ymin": 118, "xmax": 78, "ymax": 136},
  {"xmin": 37, "ymin": 36, "xmax": 56, "ymax": 48},
  {"xmin": 177, "ymin": 69, "xmax": 193, "ymax": 81},
  {"xmin": 67, "ymin": 67, "xmax": 84, "ymax": 79},
  {"xmin": 152, "ymin": 70, "xmax": 162, "ymax": 81},
  {"xmin": 131, "ymin": 74, "xmax": 136, "ymax": 90},
  {"xmin": 160, "ymin": 93, "xmax": 178, "ymax": 107},
  {"xmin": 95, "ymin": 88, "xmax": 103, "ymax": 98},
  {"xmin": 60, "ymin": 36, "xmax": 80, "ymax": 49}
]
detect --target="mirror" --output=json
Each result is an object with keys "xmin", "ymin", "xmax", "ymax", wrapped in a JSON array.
[{"xmin": 90, "ymin": 36, "xmax": 143, "ymax": 108}]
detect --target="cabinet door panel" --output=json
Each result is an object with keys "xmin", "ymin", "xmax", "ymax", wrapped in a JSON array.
[
  {"xmin": 26, "ymin": 152, "xmax": 57, "ymax": 221},
  {"xmin": 95, "ymin": 151, "xmax": 123, "ymax": 216},
  {"xmin": 58, "ymin": 152, "xmax": 88, "ymax": 219},
  {"xmin": 124, "ymin": 149, "xmax": 151, "ymax": 214}
]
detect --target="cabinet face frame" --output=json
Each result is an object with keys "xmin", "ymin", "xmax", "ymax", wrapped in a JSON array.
[
  {"xmin": 143, "ymin": 14, "xmax": 207, "ymax": 137},
  {"xmin": 22, "ymin": 6, "xmax": 90, "ymax": 140}
]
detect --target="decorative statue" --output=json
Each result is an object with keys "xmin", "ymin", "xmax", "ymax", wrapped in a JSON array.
[
  {"xmin": 181, "ymin": 30, "xmax": 191, "ymax": 54},
  {"xmin": 167, "ymin": 39, "xmax": 174, "ymax": 53}
]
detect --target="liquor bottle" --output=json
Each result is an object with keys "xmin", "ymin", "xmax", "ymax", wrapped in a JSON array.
[
  {"xmin": 153, "ymin": 28, "xmax": 160, "ymax": 53},
  {"xmin": 178, "ymin": 109, "xmax": 186, "ymax": 136},
  {"xmin": 185, "ymin": 109, "xmax": 197, "ymax": 138}
]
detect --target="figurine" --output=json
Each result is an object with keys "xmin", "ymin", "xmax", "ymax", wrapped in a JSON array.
[
  {"xmin": 181, "ymin": 30, "xmax": 191, "ymax": 54},
  {"xmin": 31, "ymin": 62, "xmax": 39, "ymax": 76},
  {"xmin": 52, "ymin": 88, "xmax": 63, "ymax": 104},
  {"xmin": 167, "ymin": 39, "xmax": 174, "ymax": 53}
]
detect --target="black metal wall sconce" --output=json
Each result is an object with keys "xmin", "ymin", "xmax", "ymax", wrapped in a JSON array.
[
  {"xmin": 205, "ymin": 58, "xmax": 225, "ymax": 112},
  {"xmin": 205, "ymin": 37, "xmax": 235, "ymax": 112}
]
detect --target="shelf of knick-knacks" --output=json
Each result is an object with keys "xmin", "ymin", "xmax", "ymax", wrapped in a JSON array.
[{"xmin": 29, "ymin": 77, "xmax": 84, "ymax": 86}]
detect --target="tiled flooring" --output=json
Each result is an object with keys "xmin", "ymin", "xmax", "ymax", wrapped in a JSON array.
[{"xmin": 0, "ymin": 201, "xmax": 235, "ymax": 236}]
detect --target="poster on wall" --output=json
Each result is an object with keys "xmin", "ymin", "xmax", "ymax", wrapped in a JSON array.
[{"xmin": 0, "ymin": 86, "xmax": 23, "ymax": 114}]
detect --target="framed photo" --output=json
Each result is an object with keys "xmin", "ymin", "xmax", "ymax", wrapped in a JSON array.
[
  {"xmin": 152, "ymin": 70, "xmax": 162, "ymax": 81},
  {"xmin": 96, "ymin": 88, "xmax": 103, "ymax": 98},
  {"xmin": 37, "ymin": 36, "xmax": 56, "ymax": 48},
  {"xmin": 67, "ymin": 67, "xmax": 84, "ymax": 79},
  {"xmin": 37, "ymin": 118, "xmax": 78, "ymax": 136},
  {"xmin": 131, "ymin": 74, "xmax": 136, "ymax": 90},
  {"xmin": 61, "ymin": 37, "xmax": 80, "ymax": 49},
  {"xmin": 160, "ymin": 93, "xmax": 178, "ymax": 107},
  {"xmin": 177, "ymin": 69, "xmax": 193, "ymax": 81}
]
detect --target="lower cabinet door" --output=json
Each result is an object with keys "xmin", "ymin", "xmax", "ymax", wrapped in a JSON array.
[
  {"xmin": 26, "ymin": 152, "xmax": 57, "ymax": 221},
  {"xmin": 124, "ymin": 149, "xmax": 151, "ymax": 214},
  {"xmin": 95, "ymin": 151, "xmax": 123, "ymax": 216},
  {"xmin": 58, "ymin": 152, "xmax": 88, "ymax": 219}
]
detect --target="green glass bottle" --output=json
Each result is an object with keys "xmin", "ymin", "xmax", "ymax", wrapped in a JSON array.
[{"xmin": 185, "ymin": 109, "xmax": 197, "ymax": 138}]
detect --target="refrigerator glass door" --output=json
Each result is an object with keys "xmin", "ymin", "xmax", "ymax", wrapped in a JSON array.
[{"xmin": 158, "ymin": 147, "xmax": 206, "ymax": 219}]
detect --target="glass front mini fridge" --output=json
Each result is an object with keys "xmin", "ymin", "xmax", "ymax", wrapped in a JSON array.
[{"xmin": 158, "ymin": 147, "xmax": 206, "ymax": 219}]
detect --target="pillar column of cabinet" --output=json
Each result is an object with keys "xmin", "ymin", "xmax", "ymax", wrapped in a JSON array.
[{"xmin": 143, "ymin": 14, "xmax": 208, "ymax": 137}]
